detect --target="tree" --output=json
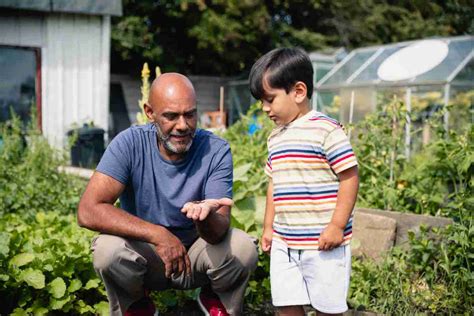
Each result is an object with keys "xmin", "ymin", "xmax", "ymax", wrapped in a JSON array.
[{"xmin": 111, "ymin": 0, "xmax": 474, "ymax": 76}]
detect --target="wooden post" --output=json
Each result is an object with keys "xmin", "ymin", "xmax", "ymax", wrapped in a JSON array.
[{"xmin": 219, "ymin": 86, "xmax": 224, "ymax": 127}]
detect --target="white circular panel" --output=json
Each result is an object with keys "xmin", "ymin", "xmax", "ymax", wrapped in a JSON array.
[{"xmin": 377, "ymin": 40, "xmax": 449, "ymax": 81}]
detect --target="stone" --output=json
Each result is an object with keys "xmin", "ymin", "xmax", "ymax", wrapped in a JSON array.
[
  {"xmin": 351, "ymin": 211, "xmax": 397, "ymax": 260},
  {"xmin": 356, "ymin": 208, "xmax": 453, "ymax": 248}
]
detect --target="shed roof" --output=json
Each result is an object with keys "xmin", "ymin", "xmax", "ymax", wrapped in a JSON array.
[{"xmin": 0, "ymin": 0, "xmax": 122, "ymax": 16}]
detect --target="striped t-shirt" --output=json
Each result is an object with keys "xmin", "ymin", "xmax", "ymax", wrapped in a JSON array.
[{"xmin": 265, "ymin": 110, "xmax": 358, "ymax": 250}]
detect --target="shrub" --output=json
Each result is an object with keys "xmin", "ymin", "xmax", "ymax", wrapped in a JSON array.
[
  {"xmin": 0, "ymin": 212, "xmax": 108, "ymax": 315},
  {"xmin": 0, "ymin": 115, "xmax": 85, "ymax": 219}
]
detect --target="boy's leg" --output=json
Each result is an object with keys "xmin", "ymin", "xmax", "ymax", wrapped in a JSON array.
[
  {"xmin": 276, "ymin": 306, "xmax": 305, "ymax": 315},
  {"xmin": 171, "ymin": 228, "xmax": 258, "ymax": 315},
  {"xmin": 301, "ymin": 245, "xmax": 351, "ymax": 315},
  {"xmin": 270, "ymin": 240, "xmax": 311, "ymax": 311}
]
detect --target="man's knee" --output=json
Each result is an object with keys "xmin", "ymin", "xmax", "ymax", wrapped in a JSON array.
[
  {"xmin": 92, "ymin": 234, "xmax": 127, "ymax": 273},
  {"xmin": 229, "ymin": 228, "xmax": 258, "ymax": 272}
]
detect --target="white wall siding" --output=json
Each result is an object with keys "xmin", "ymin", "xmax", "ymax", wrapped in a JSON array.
[
  {"xmin": 42, "ymin": 13, "xmax": 110, "ymax": 147},
  {"xmin": 0, "ymin": 12, "xmax": 110, "ymax": 147}
]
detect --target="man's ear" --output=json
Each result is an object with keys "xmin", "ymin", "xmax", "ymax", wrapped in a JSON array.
[
  {"xmin": 143, "ymin": 102, "xmax": 154, "ymax": 121},
  {"xmin": 293, "ymin": 81, "xmax": 307, "ymax": 104}
]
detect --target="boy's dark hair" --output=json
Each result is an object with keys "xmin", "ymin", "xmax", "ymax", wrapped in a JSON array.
[{"xmin": 249, "ymin": 47, "xmax": 313, "ymax": 100}]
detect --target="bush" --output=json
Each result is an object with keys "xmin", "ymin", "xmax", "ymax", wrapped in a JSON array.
[
  {"xmin": 350, "ymin": 220, "xmax": 474, "ymax": 314},
  {"xmin": 0, "ymin": 212, "xmax": 108, "ymax": 315},
  {"xmin": 0, "ymin": 116, "xmax": 85, "ymax": 219}
]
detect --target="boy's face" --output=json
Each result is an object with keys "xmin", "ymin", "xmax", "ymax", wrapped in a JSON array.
[{"xmin": 260, "ymin": 75, "xmax": 308, "ymax": 126}]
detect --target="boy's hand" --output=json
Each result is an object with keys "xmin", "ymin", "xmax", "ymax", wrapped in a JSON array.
[
  {"xmin": 319, "ymin": 223, "xmax": 344, "ymax": 251},
  {"xmin": 261, "ymin": 228, "xmax": 273, "ymax": 254}
]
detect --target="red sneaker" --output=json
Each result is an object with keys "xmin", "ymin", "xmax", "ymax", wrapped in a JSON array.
[
  {"xmin": 197, "ymin": 292, "xmax": 229, "ymax": 316},
  {"xmin": 124, "ymin": 296, "xmax": 156, "ymax": 316}
]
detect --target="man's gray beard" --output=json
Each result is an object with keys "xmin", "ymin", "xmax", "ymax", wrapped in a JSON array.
[{"xmin": 154, "ymin": 122, "xmax": 194, "ymax": 154}]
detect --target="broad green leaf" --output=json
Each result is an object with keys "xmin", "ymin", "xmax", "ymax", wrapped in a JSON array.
[
  {"xmin": 85, "ymin": 279, "xmax": 100, "ymax": 289},
  {"xmin": 48, "ymin": 277, "xmax": 66, "ymax": 298},
  {"xmin": 94, "ymin": 301, "xmax": 110, "ymax": 316},
  {"xmin": 10, "ymin": 308, "xmax": 28, "ymax": 316},
  {"xmin": 10, "ymin": 253, "xmax": 35, "ymax": 268},
  {"xmin": 31, "ymin": 306, "xmax": 48, "ymax": 316},
  {"xmin": 20, "ymin": 268, "xmax": 45, "ymax": 289},
  {"xmin": 68, "ymin": 279, "xmax": 82, "ymax": 293},
  {"xmin": 233, "ymin": 163, "xmax": 251, "ymax": 181},
  {"xmin": 49, "ymin": 296, "xmax": 70, "ymax": 310},
  {"xmin": 0, "ymin": 274, "xmax": 9, "ymax": 281},
  {"xmin": 0, "ymin": 232, "xmax": 10, "ymax": 256},
  {"xmin": 35, "ymin": 212, "xmax": 46, "ymax": 224},
  {"xmin": 234, "ymin": 196, "xmax": 256, "ymax": 212}
]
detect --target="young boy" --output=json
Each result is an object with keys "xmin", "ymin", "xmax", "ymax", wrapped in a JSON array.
[{"xmin": 249, "ymin": 48, "xmax": 359, "ymax": 316}]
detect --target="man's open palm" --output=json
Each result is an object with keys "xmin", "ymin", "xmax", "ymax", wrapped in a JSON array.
[{"xmin": 181, "ymin": 198, "xmax": 233, "ymax": 221}]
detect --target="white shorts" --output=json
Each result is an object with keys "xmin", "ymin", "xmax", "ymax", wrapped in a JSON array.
[{"xmin": 270, "ymin": 239, "xmax": 351, "ymax": 314}]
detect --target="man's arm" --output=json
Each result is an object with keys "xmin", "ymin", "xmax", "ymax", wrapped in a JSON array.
[
  {"xmin": 318, "ymin": 165, "xmax": 359, "ymax": 251},
  {"xmin": 181, "ymin": 198, "xmax": 232, "ymax": 244},
  {"xmin": 78, "ymin": 171, "xmax": 191, "ymax": 277}
]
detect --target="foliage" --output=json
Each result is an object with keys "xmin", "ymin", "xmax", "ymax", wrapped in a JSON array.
[
  {"xmin": 352, "ymin": 94, "xmax": 473, "ymax": 218},
  {"xmin": 0, "ymin": 115, "xmax": 85, "ymax": 219},
  {"xmin": 221, "ymin": 101, "xmax": 274, "ymax": 201},
  {"xmin": 349, "ymin": 220, "xmax": 474, "ymax": 314},
  {"xmin": 111, "ymin": 0, "xmax": 473, "ymax": 75},
  {"xmin": 0, "ymin": 212, "xmax": 108, "ymax": 315}
]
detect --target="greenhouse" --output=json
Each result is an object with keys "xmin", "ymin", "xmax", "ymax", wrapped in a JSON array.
[{"xmin": 315, "ymin": 35, "xmax": 473, "ymax": 156}]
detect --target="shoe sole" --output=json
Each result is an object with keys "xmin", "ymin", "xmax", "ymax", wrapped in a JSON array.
[{"xmin": 196, "ymin": 295, "xmax": 210, "ymax": 316}]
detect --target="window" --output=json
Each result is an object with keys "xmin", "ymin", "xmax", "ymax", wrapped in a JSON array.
[{"xmin": 0, "ymin": 46, "xmax": 41, "ymax": 127}]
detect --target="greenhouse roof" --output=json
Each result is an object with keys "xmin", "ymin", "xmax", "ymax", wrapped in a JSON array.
[{"xmin": 316, "ymin": 35, "xmax": 473, "ymax": 91}]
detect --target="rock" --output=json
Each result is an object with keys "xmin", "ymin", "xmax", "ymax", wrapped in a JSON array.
[
  {"xmin": 351, "ymin": 211, "xmax": 397, "ymax": 260},
  {"xmin": 356, "ymin": 208, "xmax": 453, "ymax": 248}
]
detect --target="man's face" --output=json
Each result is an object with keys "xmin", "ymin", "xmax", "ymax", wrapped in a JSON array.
[{"xmin": 154, "ymin": 101, "xmax": 198, "ymax": 155}]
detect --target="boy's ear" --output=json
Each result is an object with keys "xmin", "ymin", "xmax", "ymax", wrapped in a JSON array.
[{"xmin": 293, "ymin": 81, "xmax": 307, "ymax": 103}]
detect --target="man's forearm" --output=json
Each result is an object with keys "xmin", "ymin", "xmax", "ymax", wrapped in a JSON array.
[
  {"xmin": 195, "ymin": 206, "xmax": 230, "ymax": 244},
  {"xmin": 78, "ymin": 202, "xmax": 167, "ymax": 245}
]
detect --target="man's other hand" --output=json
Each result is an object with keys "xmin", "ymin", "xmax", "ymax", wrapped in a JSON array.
[
  {"xmin": 181, "ymin": 198, "xmax": 233, "ymax": 221},
  {"xmin": 153, "ymin": 230, "xmax": 191, "ymax": 278}
]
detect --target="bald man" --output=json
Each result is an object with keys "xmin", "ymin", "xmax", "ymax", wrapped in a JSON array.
[{"xmin": 78, "ymin": 73, "xmax": 258, "ymax": 316}]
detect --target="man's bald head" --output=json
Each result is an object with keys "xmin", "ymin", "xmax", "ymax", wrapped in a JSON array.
[
  {"xmin": 144, "ymin": 73, "xmax": 198, "ymax": 160},
  {"xmin": 148, "ymin": 73, "xmax": 196, "ymax": 111}
]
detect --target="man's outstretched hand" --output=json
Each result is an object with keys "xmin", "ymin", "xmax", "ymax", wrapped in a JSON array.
[{"xmin": 181, "ymin": 198, "xmax": 233, "ymax": 221}]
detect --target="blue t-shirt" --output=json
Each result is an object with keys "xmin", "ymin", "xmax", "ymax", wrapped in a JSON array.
[{"xmin": 96, "ymin": 123, "xmax": 233, "ymax": 246}]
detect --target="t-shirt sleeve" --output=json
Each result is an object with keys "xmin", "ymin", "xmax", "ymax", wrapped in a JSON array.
[
  {"xmin": 96, "ymin": 130, "xmax": 132, "ymax": 184},
  {"xmin": 204, "ymin": 142, "xmax": 233, "ymax": 199},
  {"xmin": 323, "ymin": 126, "xmax": 358, "ymax": 174},
  {"xmin": 265, "ymin": 153, "xmax": 272, "ymax": 178}
]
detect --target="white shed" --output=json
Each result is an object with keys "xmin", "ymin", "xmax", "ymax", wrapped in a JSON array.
[{"xmin": 0, "ymin": 0, "xmax": 122, "ymax": 147}]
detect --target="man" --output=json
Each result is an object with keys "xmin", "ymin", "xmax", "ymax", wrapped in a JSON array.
[{"xmin": 77, "ymin": 73, "xmax": 258, "ymax": 316}]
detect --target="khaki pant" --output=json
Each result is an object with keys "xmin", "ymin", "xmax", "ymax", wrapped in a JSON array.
[{"xmin": 91, "ymin": 228, "xmax": 258, "ymax": 316}]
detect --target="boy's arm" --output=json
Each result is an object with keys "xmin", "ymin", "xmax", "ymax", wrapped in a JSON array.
[
  {"xmin": 261, "ymin": 179, "xmax": 275, "ymax": 253},
  {"xmin": 319, "ymin": 166, "xmax": 359, "ymax": 251}
]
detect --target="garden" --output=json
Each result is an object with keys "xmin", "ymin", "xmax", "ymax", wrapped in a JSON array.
[{"xmin": 0, "ymin": 87, "xmax": 472, "ymax": 315}]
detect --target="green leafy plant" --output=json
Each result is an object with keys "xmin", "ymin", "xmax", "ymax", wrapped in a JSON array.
[
  {"xmin": 0, "ymin": 212, "xmax": 108, "ymax": 315},
  {"xmin": 0, "ymin": 114, "xmax": 85, "ymax": 219}
]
